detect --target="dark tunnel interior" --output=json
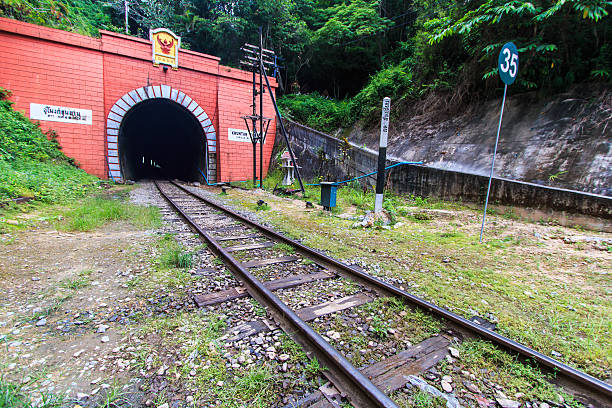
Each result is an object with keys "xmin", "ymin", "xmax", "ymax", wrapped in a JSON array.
[{"xmin": 119, "ymin": 99, "xmax": 205, "ymax": 181}]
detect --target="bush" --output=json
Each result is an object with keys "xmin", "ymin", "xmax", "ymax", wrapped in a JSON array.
[
  {"xmin": 349, "ymin": 61, "xmax": 415, "ymax": 122},
  {"xmin": 277, "ymin": 93, "xmax": 351, "ymax": 133}
]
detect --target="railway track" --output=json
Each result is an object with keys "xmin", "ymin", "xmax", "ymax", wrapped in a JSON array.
[{"xmin": 153, "ymin": 180, "xmax": 611, "ymax": 408}]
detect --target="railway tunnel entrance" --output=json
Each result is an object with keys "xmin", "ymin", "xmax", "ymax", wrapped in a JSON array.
[{"xmin": 118, "ymin": 98, "xmax": 206, "ymax": 181}]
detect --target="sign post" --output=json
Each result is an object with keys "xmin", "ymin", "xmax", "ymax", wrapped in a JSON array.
[
  {"xmin": 480, "ymin": 42, "xmax": 518, "ymax": 242},
  {"xmin": 375, "ymin": 97, "xmax": 391, "ymax": 213}
]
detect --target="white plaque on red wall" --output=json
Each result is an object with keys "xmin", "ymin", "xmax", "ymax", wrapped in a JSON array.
[
  {"xmin": 228, "ymin": 128, "xmax": 251, "ymax": 143},
  {"xmin": 30, "ymin": 103, "xmax": 92, "ymax": 125}
]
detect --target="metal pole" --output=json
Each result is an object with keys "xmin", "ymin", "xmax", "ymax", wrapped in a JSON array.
[
  {"xmin": 259, "ymin": 27, "xmax": 264, "ymax": 189},
  {"xmin": 124, "ymin": 0, "xmax": 129, "ymax": 34},
  {"xmin": 375, "ymin": 97, "xmax": 390, "ymax": 213},
  {"xmin": 252, "ymin": 70, "xmax": 257, "ymax": 188},
  {"xmin": 259, "ymin": 65, "xmax": 305, "ymax": 194},
  {"xmin": 480, "ymin": 84, "xmax": 507, "ymax": 242}
]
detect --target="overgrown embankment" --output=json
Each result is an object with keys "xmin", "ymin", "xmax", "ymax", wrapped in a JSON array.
[{"xmin": 0, "ymin": 88, "xmax": 98, "ymax": 204}]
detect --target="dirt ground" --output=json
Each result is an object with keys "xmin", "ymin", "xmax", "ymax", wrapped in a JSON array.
[{"xmin": 0, "ymin": 218, "xmax": 157, "ymax": 405}]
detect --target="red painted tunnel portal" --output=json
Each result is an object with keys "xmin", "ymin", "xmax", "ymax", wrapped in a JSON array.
[{"xmin": 0, "ymin": 18, "xmax": 278, "ymax": 183}]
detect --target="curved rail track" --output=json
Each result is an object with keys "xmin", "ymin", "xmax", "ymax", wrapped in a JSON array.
[{"xmin": 153, "ymin": 180, "xmax": 611, "ymax": 407}]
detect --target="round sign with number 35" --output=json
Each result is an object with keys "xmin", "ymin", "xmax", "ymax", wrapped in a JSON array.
[{"xmin": 498, "ymin": 42, "xmax": 519, "ymax": 85}]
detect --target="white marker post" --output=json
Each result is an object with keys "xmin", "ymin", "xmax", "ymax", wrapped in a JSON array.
[
  {"xmin": 480, "ymin": 42, "xmax": 519, "ymax": 242},
  {"xmin": 375, "ymin": 97, "xmax": 391, "ymax": 213}
]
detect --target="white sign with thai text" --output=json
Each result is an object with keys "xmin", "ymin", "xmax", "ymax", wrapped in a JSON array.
[
  {"xmin": 228, "ymin": 128, "xmax": 251, "ymax": 143},
  {"xmin": 30, "ymin": 103, "xmax": 92, "ymax": 125}
]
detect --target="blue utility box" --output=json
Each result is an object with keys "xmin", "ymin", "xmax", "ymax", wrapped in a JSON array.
[{"xmin": 320, "ymin": 182, "xmax": 337, "ymax": 210}]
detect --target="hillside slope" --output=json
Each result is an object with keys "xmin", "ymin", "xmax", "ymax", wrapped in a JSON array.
[
  {"xmin": 346, "ymin": 85, "xmax": 611, "ymax": 195},
  {"xmin": 0, "ymin": 89, "xmax": 97, "ymax": 203}
]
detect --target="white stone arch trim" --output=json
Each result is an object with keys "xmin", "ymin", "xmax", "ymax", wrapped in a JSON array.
[{"xmin": 106, "ymin": 85, "xmax": 217, "ymax": 182}]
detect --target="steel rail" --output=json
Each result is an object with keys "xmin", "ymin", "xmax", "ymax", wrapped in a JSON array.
[
  {"xmin": 170, "ymin": 180, "xmax": 612, "ymax": 406},
  {"xmin": 154, "ymin": 181, "xmax": 399, "ymax": 408}
]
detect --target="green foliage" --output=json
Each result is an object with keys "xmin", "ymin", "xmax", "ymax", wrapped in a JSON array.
[
  {"xmin": 370, "ymin": 315, "xmax": 390, "ymax": 338},
  {"xmin": 0, "ymin": 0, "xmax": 114, "ymax": 36},
  {"xmin": 314, "ymin": 0, "xmax": 392, "ymax": 45},
  {"xmin": 426, "ymin": 0, "xmax": 612, "ymax": 94},
  {"xmin": 278, "ymin": 93, "xmax": 350, "ymax": 133},
  {"xmin": 349, "ymin": 61, "xmax": 415, "ymax": 121},
  {"xmin": 0, "ymin": 92, "xmax": 98, "ymax": 203}
]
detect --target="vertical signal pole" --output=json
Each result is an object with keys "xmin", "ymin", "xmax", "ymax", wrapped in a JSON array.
[
  {"xmin": 252, "ymin": 68, "xmax": 257, "ymax": 188},
  {"xmin": 124, "ymin": 0, "xmax": 129, "ymax": 34},
  {"xmin": 259, "ymin": 27, "xmax": 264, "ymax": 189},
  {"xmin": 375, "ymin": 97, "xmax": 391, "ymax": 213}
]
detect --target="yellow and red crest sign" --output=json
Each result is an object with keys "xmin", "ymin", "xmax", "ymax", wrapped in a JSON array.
[{"xmin": 150, "ymin": 28, "xmax": 180, "ymax": 69}]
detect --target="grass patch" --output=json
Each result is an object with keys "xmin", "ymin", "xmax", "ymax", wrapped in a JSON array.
[
  {"xmin": 272, "ymin": 242, "xmax": 296, "ymax": 254},
  {"xmin": 454, "ymin": 340, "xmax": 577, "ymax": 403},
  {"xmin": 96, "ymin": 381, "xmax": 133, "ymax": 408},
  {"xmin": 159, "ymin": 235, "xmax": 193, "ymax": 269},
  {"xmin": 0, "ymin": 378, "xmax": 64, "ymax": 408},
  {"xmin": 61, "ymin": 196, "xmax": 161, "ymax": 232},
  {"xmin": 60, "ymin": 270, "xmax": 91, "ymax": 290}
]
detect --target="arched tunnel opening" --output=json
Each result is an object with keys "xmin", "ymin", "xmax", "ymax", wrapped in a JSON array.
[{"xmin": 118, "ymin": 99, "xmax": 206, "ymax": 181}]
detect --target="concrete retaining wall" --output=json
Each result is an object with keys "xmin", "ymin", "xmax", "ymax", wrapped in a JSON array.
[{"xmin": 278, "ymin": 120, "xmax": 611, "ymax": 228}]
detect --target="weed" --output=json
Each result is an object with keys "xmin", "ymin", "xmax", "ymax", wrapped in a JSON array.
[
  {"xmin": 60, "ymin": 270, "xmax": 91, "ymax": 290},
  {"xmin": 458, "ymin": 340, "xmax": 575, "ymax": 402},
  {"xmin": 305, "ymin": 357, "xmax": 322, "ymax": 377},
  {"xmin": 439, "ymin": 231, "xmax": 461, "ymax": 238},
  {"xmin": 158, "ymin": 235, "xmax": 193, "ymax": 269},
  {"xmin": 220, "ymin": 367, "xmax": 275, "ymax": 407},
  {"xmin": 272, "ymin": 242, "xmax": 295, "ymax": 254},
  {"xmin": 250, "ymin": 299, "xmax": 267, "ymax": 317},
  {"xmin": 278, "ymin": 334, "xmax": 307, "ymax": 363},
  {"xmin": 502, "ymin": 208, "xmax": 520, "ymax": 220},
  {"xmin": 96, "ymin": 381, "xmax": 133, "ymax": 408},
  {"xmin": 410, "ymin": 389, "xmax": 446, "ymax": 407},
  {"xmin": 126, "ymin": 276, "xmax": 140, "ymax": 288},
  {"xmin": 409, "ymin": 213, "xmax": 432, "ymax": 222},
  {"xmin": 370, "ymin": 315, "xmax": 389, "ymax": 339},
  {"xmin": 27, "ymin": 297, "xmax": 67, "ymax": 322}
]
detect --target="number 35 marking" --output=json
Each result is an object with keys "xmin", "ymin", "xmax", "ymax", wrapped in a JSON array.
[{"xmin": 500, "ymin": 48, "xmax": 518, "ymax": 78}]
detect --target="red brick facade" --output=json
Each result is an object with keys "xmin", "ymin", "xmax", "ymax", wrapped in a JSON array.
[{"xmin": 0, "ymin": 18, "xmax": 277, "ymax": 182}]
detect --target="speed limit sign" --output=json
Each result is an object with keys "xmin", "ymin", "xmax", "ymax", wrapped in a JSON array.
[{"xmin": 498, "ymin": 42, "xmax": 519, "ymax": 85}]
